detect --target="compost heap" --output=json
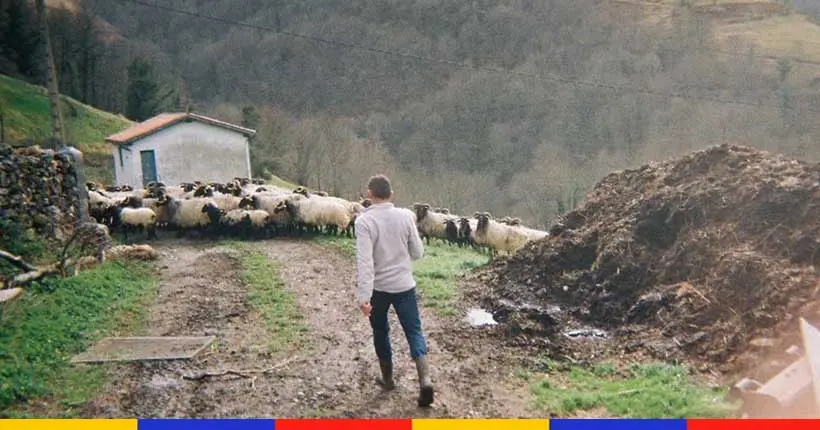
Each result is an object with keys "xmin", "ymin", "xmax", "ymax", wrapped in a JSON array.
[{"xmin": 472, "ymin": 143, "xmax": 820, "ymax": 378}]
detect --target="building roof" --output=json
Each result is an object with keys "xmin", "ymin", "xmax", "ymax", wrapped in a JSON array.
[{"xmin": 105, "ymin": 112, "xmax": 257, "ymax": 145}]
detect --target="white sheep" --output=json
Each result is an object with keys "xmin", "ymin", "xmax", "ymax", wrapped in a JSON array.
[
  {"xmin": 474, "ymin": 212, "xmax": 531, "ymax": 258},
  {"xmin": 512, "ymin": 224, "xmax": 550, "ymax": 242},
  {"xmin": 304, "ymin": 194, "xmax": 364, "ymax": 235},
  {"xmin": 415, "ymin": 203, "xmax": 451, "ymax": 244},
  {"xmin": 87, "ymin": 190, "xmax": 119, "ymax": 225},
  {"xmin": 152, "ymin": 196, "xmax": 214, "ymax": 236},
  {"xmin": 274, "ymin": 194, "xmax": 350, "ymax": 236},
  {"xmin": 240, "ymin": 193, "xmax": 296, "ymax": 235},
  {"xmin": 114, "ymin": 207, "xmax": 157, "ymax": 242},
  {"xmin": 212, "ymin": 193, "xmax": 242, "ymax": 211}
]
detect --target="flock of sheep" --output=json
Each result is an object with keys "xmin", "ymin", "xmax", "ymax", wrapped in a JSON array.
[{"xmin": 85, "ymin": 177, "xmax": 550, "ymax": 257}]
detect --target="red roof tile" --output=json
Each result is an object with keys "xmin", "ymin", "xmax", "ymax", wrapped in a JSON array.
[{"xmin": 105, "ymin": 112, "xmax": 256, "ymax": 145}]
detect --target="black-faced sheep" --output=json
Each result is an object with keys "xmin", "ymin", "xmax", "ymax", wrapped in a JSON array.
[
  {"xmin": 474, "ymin": 212, "xmax": 531, "ymax": 258},
  {"xmin": 415, "ymin": 203, "xmax": 454, "ymax": 245},
  {"xmin": 443, "ymin": 219, "xmax": 460, "ymax": 246},
  {"xmin": 246, "ymin": 193, "xmax": 295, "ymax": 236},
  {"xmin": 153, "ymin": 196, "xmax": 214, "ymax": 237}
]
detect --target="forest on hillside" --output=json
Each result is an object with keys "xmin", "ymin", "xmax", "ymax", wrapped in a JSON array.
[{"xmin": 2, "ymin": 0, "xmax": 820, "ymax": 227}]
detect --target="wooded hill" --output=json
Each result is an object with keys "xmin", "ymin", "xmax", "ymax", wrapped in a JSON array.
[{"xmin": 3, "ymin": 0, "xmax": 820, "ymax": 227}]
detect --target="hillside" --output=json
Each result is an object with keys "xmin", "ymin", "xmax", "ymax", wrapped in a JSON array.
[
  {"xmin": 0, "ymin": 73, "xmax": 132, "ymax": 182},
  {"xmin": 5, "ymin": 0, "xmax": 820, "ymax": 226},
  {"xmin": 618, "ymin": 0, "xmax": 820, "ymax": 83}
]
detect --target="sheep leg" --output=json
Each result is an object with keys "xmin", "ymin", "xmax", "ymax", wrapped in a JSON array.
[{"xmin": 147, "ymin": 225, "xmax": 157, "ymax": 240}]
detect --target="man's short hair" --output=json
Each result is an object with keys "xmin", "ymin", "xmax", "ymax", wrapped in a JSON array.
[{"xmin": 368, "ymin": 175, "xmax": 392, "ymax": 199}]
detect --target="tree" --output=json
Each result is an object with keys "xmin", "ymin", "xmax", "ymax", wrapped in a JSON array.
[
  {"xmin": 125, "ymin": 57, "xmax": 174, "ymax": 121},
  {"xmin": 242, "ymin": 105, "xmax": 261, "ymax": 130},
  {"xmin": 0, "ymin": 0, "xmax": 41, "ymax": 80}
]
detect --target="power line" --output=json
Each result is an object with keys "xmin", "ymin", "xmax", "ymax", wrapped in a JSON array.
[
  {"xmin": 707, "ymin": 48, "xmax": 820, "ymax": 66},
  {"xmin": 116, "ymin": 0, "xmax": 820, "ymax": 113}
]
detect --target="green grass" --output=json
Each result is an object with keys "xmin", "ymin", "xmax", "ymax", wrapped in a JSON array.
[
  {"xmin": 317, "ymin": 235, "xmax": 487, "ymax": 316},
  {"xmin": 0, "ymin": 74, "xmax": 132, "ymax": 183},
  {"xmin": 410, "ymin": 242, "xmax": 487, "ymax": 316},
  {"xmin": 266, "ymin": 174, "xmax": 300, "ymax": 190},
  {"xmin": 527, "ymin": 360, "xmax": 739, "ymax": 418},
  {"xmin": 229, "ymin": 242, "xmax": 307, "ymax": 352},
  {"xmin": 0, "ymin": 261, "xmax": 158, "ymax": 417},
  {"xmin": 0, "ymin": 219, "xmax": 57, "ymax": 277},
  {"xmin": 0, "ymin": 74, "xmax": 132, "ymax": 153}
]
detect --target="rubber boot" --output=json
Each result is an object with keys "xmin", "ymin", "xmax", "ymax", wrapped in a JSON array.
[
  {"xmin": 414, "ymin": 355, "xmax": 434, "ymax": 407},
  {"xmin": 377, "ymin": 359, "xmax": 395, "ymax": 390}
]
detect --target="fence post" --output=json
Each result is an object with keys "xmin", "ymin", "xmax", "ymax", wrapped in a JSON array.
[{"xmin": 57, "ymin": 145, "xmax": 89, "ymax": 223}]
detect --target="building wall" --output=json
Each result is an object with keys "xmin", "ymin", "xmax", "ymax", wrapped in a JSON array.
[{"xmin": 111, "ymin": 120, "xmax": 251, "ymax": 187}]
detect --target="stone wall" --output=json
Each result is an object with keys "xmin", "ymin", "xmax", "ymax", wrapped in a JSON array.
[{"xmin": 0, "ymin": 143, "xmax": 83, "ymax": 240}]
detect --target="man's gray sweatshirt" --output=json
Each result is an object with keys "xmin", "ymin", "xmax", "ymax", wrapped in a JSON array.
[{"xmin": 354, "ymin": 202, "xmax": 424, "ymax": 305}]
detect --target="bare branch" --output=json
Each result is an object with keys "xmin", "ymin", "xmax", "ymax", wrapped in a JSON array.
[
  {"xmin": 182, "ymin": 356, "xmax": 299, "ymax": 381},
  {"xmin": 0, "ymin": 249, "xmax": 38, "ymax": 272}
]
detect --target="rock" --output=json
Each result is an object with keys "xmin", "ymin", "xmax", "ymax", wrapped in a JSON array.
[
  {"xmin": 749, "ymin": 337, "xmax": 777, "ymax": 348},
  {"xmin": 0, "ymin": 143, "xmax": 82, "ymax": 241}
]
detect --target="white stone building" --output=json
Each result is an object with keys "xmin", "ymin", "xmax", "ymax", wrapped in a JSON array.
[{"xmin": 105, "ymin": 112, "xmax": 256, "ymax": 187}]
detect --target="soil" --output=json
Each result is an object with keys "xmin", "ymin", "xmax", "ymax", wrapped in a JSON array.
[
  {"xmin": 466, "ymin": 143, "xmax": 820, "ymax": 383},
  {"xmin": 80, "ymin": 238, "xmax": 533, "ymax": 418}
]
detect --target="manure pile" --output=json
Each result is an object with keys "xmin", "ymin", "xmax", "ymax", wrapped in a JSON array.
[{"xmin": 469, "ymin": 144, "xmax": 820, "ymax": 379}]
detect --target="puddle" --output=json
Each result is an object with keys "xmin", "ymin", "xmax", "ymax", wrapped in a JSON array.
[
  {"xmin": 564, "ymin": 327, "xmax": 609, "ymax": 339},
  {"xmin": 464, "ymin": 308, "xmax": 498, "ymax": 327}
]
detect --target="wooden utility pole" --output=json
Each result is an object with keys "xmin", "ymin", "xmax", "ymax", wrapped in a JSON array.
[
  {"xmin": 35, "ymin": 0, "xmax": 65, "ymax": 145},
  {"xmin": 0, "ymin": 99, "xmax": 6, "ymax": 143}
]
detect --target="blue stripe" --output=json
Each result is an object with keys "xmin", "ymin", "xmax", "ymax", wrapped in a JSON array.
[
  {"xmin": 550, "ymin": 419, "xmax": 687, "ymax": 430},
  {"xmin": 138, "ymin": 419, "xmax": 274, "ymax": 430}
]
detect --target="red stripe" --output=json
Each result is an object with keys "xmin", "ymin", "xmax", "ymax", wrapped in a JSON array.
[
  {"xmin": 275, "ymin": 419, "xmax": 412, "ymax": 430},
  {"xmin": 688, "ymin": 419, "xmax": 820, "ymax": 430}
]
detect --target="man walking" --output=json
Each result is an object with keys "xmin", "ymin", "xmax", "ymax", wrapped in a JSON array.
[{"xmin": 354, "ymin": 174, "xmax": 434, "ymax": 407}]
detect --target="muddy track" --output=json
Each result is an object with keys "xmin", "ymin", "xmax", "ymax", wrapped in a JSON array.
[{"xmin": 81, "ymin": 238, "xmax": 533, "ymax": 418}]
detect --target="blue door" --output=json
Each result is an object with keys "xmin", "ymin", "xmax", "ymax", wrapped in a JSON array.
[{"xmin": 140, "ymin": 150, "xmax": 157, "ymax": 186}]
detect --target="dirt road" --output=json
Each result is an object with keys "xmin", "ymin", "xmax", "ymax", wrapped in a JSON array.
[{"xmin": 82, "ymin": 238, "xmax": 533, "ymax": 418}]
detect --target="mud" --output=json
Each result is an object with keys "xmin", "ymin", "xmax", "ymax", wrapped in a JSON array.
[
  {"xmin": 81, "ymin": 238, "xmax": 533, "ymax": 418},
  {"xmin": 467, "ymin": 144, "xmax": 820, "ymax": 382}
]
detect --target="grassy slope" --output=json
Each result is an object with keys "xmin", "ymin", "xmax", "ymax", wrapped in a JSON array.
[
  {"xmin": 267, "ymin": 174, "xmax": 300, "ymax": 190},
  {"xmin": 0, "ymin": 74, "xmax": 303, "ymax": 187},
  {"xmin": 0, "ymin": 262, "xmax": 158, "ymax": 417},
  {"xmin": 623, "ymin": 0, "xmax": 820, "ymax": 79},
  {"xmin": 0, "ymin": 74, "xmax": 133, "ymax": 183},
  {"xmin": 716, "ymin": 14, "xmax": 820, "ymax": 60},
  {"xmin": 0, "ymin": 74, "xmax": 131, "ymax": 152}
]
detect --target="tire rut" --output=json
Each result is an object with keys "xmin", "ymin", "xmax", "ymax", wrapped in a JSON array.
[
  {"xmin": 254, "ymin": 238, "xmax": 534, "ymax": 418},
  {"xmin": 81, "ymin": 238, "xmax": 533, "ymax": 418}
]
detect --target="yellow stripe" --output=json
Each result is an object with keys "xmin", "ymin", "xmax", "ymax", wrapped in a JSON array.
[
  {"xmin": 1, "ymin": 419, "xmax": 138, "ymax": 430},
  {"xmin": 413, "ymin": 419, "xmax": 549, "ymax": 430}
]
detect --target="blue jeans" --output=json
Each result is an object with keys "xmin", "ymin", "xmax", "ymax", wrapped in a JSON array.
[{"xmin": 369, "ymin": 287, "xmax": 428, "ymax": 361}]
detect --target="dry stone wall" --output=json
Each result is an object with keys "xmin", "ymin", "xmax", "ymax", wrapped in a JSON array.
[{"xmin": 0, "ymin": 143, "xmax": 84, "ymax": 240}]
